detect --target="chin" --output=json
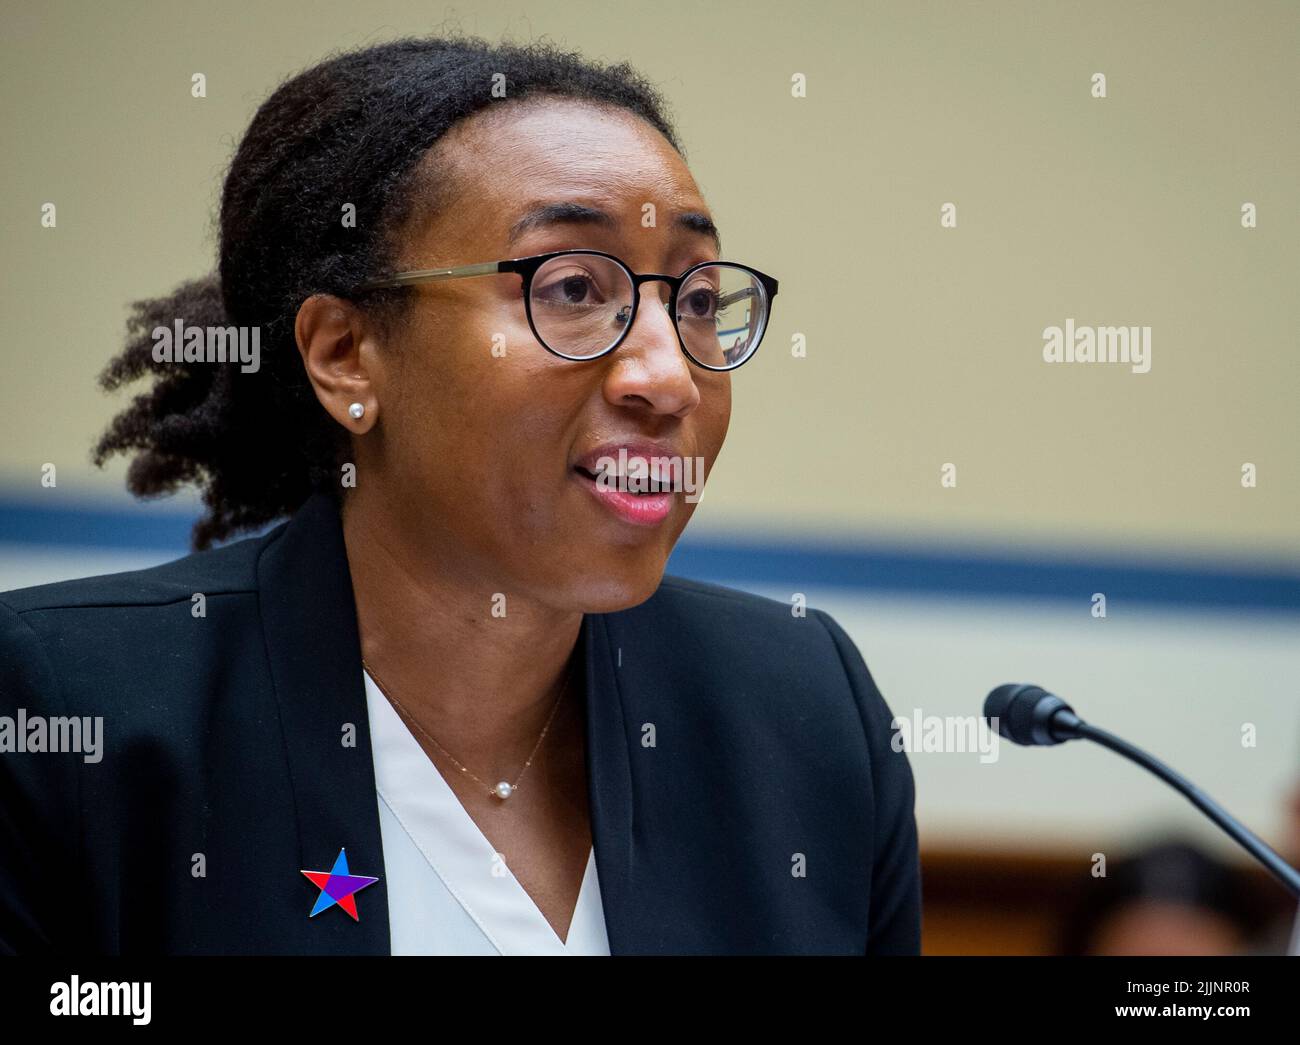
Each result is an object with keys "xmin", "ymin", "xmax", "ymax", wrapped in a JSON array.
[{"xmin": 550, "ymin": 556, "xmax": 670, "ymax": 614}]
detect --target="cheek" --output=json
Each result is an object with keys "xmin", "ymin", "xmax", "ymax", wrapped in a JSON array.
[
  {"xmin": 395, "ymin": 299, "xmax": 523, "ymax": 428},
  {"xmin": 399, "ymin": 314, "xmax": 580, "ymax": 523}
]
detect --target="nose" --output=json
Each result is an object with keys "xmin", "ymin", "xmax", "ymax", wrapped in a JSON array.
[{"xmin": 601, "ymin": 280, "xmax": 700, "ymax": 417}]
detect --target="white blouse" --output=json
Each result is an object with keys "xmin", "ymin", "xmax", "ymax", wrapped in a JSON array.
[{"xmin": 362, "ymin": 670, "xmax": 611, "ymax": 955}]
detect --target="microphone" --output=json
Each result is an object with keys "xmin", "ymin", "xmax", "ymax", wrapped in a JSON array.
[{"xmin": 984, "ymin": 683, "xmax": 1300, "ymax": 898}]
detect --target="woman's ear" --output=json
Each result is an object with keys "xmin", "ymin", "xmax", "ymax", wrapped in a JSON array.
[{"xmin": 294, "ymin": 293, "xmax": 380, "ymax": 432}]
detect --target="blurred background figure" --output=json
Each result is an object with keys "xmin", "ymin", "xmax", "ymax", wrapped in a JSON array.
[
  {"xmin": 918, "ymin": 767, "xmax": 1300, "ymax": 954},
  {"xmin": 1056, "ymin": 840, "xmax": 1264, "ymax": 956},
  {"xmin": 1053, "ymin": 774, "xmax": 1300, "ymax": 955},
  {"xmin": 1238, "ymin": 775, "xmax": 1300, "ymax": 955}
]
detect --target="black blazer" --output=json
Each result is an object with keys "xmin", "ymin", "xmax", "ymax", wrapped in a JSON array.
[{"xmin": 0, "ymin": 491, "xmax": 920, "ymax": 955}]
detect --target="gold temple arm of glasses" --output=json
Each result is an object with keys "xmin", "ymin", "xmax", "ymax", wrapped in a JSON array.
[
  {"xmin": 716, "ymin": 285, "xmax": 759, "ymax": 310},
  {"xmin": 362, "ymin": 263, "xmax": 766, "ymax": 312},
  {"xmin": 356, "ymin": 261, "xmax": 502, "ymax": 291}
]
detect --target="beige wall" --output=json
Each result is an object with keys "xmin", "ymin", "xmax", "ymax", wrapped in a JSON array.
[{"xmin": 2, "ymin": 0, "xmax": 1296, "ymax": 561}]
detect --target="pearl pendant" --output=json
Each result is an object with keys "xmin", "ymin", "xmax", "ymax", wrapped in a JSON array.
[{"xmin": 494, "ymin": 781, "xmax": 513, "ymax": 799}]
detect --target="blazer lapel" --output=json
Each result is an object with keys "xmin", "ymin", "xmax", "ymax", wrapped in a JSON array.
[
  {"xmin": 257, "ymin": 491, "xmax": 391, "ymax": 955},
  {"xmin": 586, "ymin": 603, "xmax": 754, "ymax": 954},
  {"xmin": 580, "ymin": 610, "xmax": 639, "ymax": 954}
]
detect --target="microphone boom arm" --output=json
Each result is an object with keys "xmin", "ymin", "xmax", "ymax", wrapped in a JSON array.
[{"xmin": 1073, "ymin": 718, "xmax": 1300, "ymax": 897}]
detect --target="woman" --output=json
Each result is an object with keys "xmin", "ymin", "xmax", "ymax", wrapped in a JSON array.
[{"xmin": 0, "ymin": 35, "xmax": 920, "ymax": 955}]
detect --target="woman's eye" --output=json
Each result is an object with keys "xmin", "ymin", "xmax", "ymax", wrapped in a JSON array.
[
  {"xmin": 535, "ymin": 272, "xmax": 604, "ymax": 306},
  {"xmin": 681, "ymin": 285, "xmax": 720, "ymax": 318}
]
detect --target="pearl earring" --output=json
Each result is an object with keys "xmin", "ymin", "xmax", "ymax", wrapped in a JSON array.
[{"xmin": 348, "ymin": 402, "xmax": 365, "ymax": 420}]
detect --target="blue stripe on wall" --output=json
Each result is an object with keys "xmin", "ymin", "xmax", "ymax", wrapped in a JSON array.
[
  {"xmin": 667, "ymin": 537, "xmax": 1300, "ymax": 614},
  {"xmin": 2, "ymin": 495, "xmax": 1297, "ymax": 613},
  {"xmin": 1, "ymin": 497, "xmax": 207, "ymax": 552}
]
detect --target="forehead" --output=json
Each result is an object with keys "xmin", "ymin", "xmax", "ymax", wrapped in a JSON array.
[{"xmin": 415, "ymin": 96, "xmax": 711, "ymax": 248}]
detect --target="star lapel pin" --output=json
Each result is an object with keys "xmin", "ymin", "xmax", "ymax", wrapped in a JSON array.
[{"xmin": 301, "ymin": 847, "xmax": 380, "ymax": 921}]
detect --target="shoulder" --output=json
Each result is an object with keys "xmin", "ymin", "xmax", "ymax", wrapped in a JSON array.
[
  {"xmin": 636, "ymin": 576, "xmax": 921, "ymax": 953},
  {"xmin": 633, "ymin": 573, "xmax": 907, "ymax": 791},
  {"xmin": 0, "ymin": 522, "xmax": 285, "ymax": 616},
  {"xmin": 629, "ymin": 573, "xmax": 877, "ymax": 683},
  {"xmin": 620, "ymin": 573, "xmax": 900, "ymax": 764},
  {"xmin": 0, "ymin": 522, "xmax": 288, "ymax": 719}
]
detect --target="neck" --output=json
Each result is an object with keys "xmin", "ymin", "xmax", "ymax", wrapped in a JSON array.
[{"xmin": 341, "ymin": 493, "xmax": 583, "ymax": 767}]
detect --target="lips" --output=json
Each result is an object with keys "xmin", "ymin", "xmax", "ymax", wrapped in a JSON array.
[
  {"xmin": 571, "ymin": 441, "xmax": 683, "ymax": 527},
  {"xmin": 573, "ymin": 468, "xmax": 675, "ymax": 526}
]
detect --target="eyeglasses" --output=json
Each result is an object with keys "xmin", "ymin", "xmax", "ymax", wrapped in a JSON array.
[{"xmin": 354, "ymin": 249, "xmax": 779, "ymax": 372}]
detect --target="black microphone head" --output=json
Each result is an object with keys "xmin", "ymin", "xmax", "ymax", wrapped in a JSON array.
[{"xmin": 984, "ymin": 684, "xmax": 1080, "ymax": 745}]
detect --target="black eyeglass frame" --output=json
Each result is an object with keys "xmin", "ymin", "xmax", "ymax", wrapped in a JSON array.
[{"xmin": 353, "ymin": 248, "xmax": 779, "ymax": 372}]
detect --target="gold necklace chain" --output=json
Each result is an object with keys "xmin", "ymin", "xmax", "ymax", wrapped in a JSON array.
[{"xmin": 363, "ymin": 654, "xmax": 575, "ymax": 801}]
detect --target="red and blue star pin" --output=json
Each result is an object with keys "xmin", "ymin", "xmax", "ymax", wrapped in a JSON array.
[{"xmin": 301, "ymin": 848, "xmax": 380, "ymax": 921}]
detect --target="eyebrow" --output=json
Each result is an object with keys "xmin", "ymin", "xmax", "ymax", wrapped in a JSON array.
[{"xmin": 506, "ymin": 201, "xmax": 722, "ymax": 254}]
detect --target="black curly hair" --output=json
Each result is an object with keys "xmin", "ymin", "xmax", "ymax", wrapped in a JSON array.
[{"xmin": 92, "ymin": 33, "xmax": 683, "ymax": 550}]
